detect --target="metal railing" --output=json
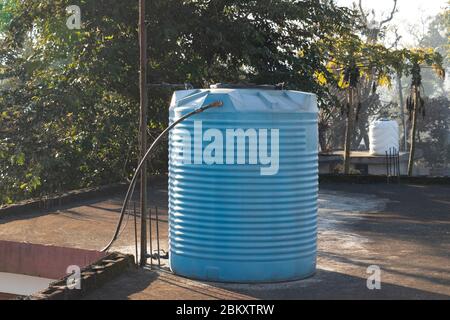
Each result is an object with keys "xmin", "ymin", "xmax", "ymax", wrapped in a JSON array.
[
  {"xmin": 101, "ymin": 101, "xmax": 223, "ymax": 268},
  {"xmin": 385, "ymin": 147, "xmax": 400, "ymax": 184}
]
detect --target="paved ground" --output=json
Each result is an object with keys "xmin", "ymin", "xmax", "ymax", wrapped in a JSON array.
[{"xmin": 0, "ymin": 181, "xmax": 449, "ymax": 300}]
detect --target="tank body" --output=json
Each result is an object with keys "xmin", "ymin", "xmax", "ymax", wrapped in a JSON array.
[
  {"xmin": 168, "ymin": 88, "xmax": 318, "ymax": 282},
  {"xmin": 369, "ymin": 119, "xmax": 399, "ymax": 155}
]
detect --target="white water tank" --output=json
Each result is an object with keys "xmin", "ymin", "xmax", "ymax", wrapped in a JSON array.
[{"xmin": 369, "ymin": 119, "xmax": 399, "ymax": 155}]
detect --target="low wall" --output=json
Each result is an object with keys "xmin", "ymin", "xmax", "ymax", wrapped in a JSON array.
[
  {"xmin": 0, "ymin": 240, "xmax": 106, "ymax": 279},
  {"xmin": 319, "ymin": 174, "xmax": 450, "ymax": 185},
  {"xmin": 0, "ymin": 183, "xmax": 128, "ymax": 218},
  {"xmin": 0, "ymin": 175, "xmax": 168, "ymax": 218}
]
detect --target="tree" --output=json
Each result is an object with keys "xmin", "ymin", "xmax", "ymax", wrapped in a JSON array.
[
  {"xmin": 415, "ymin": 96, "xmax": 450, "ymax": 172},
  {"xmin": 402, "ymin": 49, "xmax": 446, "ymax": 175},
  {"xmin": 315, "ymin": 33, "xmax": 402, "ymax": 173},
  {"xmin": 314, "ymin": 0, "xmax": 401, "ymax": 173},
  {"xmin": 415, "ymin": 10, "xmax": 449, "ymax": 97},
  {"xmin": 315, "ymin": 2, "xmax": 445, "ymax": 175},
  {"xmin": 351, "ymin": 0, "xmax": 399, "ymax": 151},
  {"xmin": 0, "ymin": 0, "xmax": 355, "ymax": 204},
  {"xmin": 0, "ymin": 0, "xmax": 16, "ymax": 33}
]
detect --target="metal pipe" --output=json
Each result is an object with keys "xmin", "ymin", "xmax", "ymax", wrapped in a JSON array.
[
  {"xmin": 392, "ymin": 148, "xmax": 395, "ymax": 177},
  {"xmin": 394, "ymin": 148, "xmax": 397, "ymax": 179},
  {"xmin": 395, "ymin": 148, "xmax": 398, "ymax": 177},
  {"xmin": 155, "ymin": 206, "xmax": 161, "ymax": 268},
  {"xmin": 101, "ymin": 100, "xmax": 223, "ymax": 253},
  {"xmin": 385, "ymin": 150, "xmax": 389, "ymax": 184},
  {"xmin": 389, "ymin": 148, "xmax": 393, "ymax": 177},
  {"xmin": 148, "ymin": 208, "xmax": 153, "ymax": 268},
  {"xmin": 133, "ymin": 202, "xmax": 138, "ymax": 266},
  {"xmin": 138, "ymin": 0, "xmax": 148, "ymax": 267}
]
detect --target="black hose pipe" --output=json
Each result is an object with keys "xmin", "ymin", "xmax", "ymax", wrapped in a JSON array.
[{"xmin": 101, "ymin": 100, "xmax": 223, "ymax": 252}]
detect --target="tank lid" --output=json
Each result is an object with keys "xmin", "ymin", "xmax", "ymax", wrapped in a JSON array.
[{"xmin": 210, "ymin": 83, "xmax": 284, "ymax": 90}]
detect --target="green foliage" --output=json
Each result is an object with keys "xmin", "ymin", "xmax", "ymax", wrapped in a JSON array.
[
  {"xmin": 317, "ymin": 35, "xmax": 445, "ymax": 92},
  {"xmin": 416, "ymin": 97, "xmax": 450, "ymax": 168},
  {"xmin": 314, "ymin": 7, "xmax": 445, "ymax": 154},
  {"xmin": 0, "ymin": 0, "xmax": 17, "ymax": 32},
  {"xmin": 0, "ymin": 0, "xmax": 354, "ymax": 204}
]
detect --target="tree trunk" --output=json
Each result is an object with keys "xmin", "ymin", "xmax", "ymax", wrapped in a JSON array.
[
  {"xmin": 352, "ymin": 120, "xmax": 369, "ymax": 150},
  {"xmin": 318, "ymin": 124, "xmax": 328, "ymax": 153},
  {"xmin": 407, "ymin": 86, "xmax": 418, "ymax": 176},
  {"xmin": 397, "ymin": 74, "xmax": 407, "ymax": 151},
  {"xmin": 362, "ymin": 128, "xmax": 370, "ymax": 150},
  {"xmin": 344, "ymin": 88, "xmax": 354, "ymax": 174},
  {"xmin": 353, "ymin": 131, "xmax": 363, "ymax": 149}
]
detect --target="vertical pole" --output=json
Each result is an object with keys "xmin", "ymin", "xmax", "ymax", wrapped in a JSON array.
[
  {"xmin": 396, "ymin": 148, "xmax": 399, "ymax": 177},
  {"xmin": 148, "ymin": 208, "xmax": 153, "ymax": 268},
  {"xmin": 389, "ymin": 148, "xmax": 393, "ymax": 177},
  {"xmin": 385, "ymin": 151, "xmax": 389, "ymax": 184},
  {"xmin": 407, "ymin": 86, "xmax": 418, "ymax": 177},
  {"xmin": 133, "ymin": 202, "xmax": 138, "ymax": 266},
  {"xmin": 155, "ymin": 206, "xmax": 161, "ymax": 268},
  {"xmin": 393, "ymin": 148, "xmax": 397, "ymax": 177},
  {"xmin": 139, "ymin": 0, "xmax": 148, "ymax": 266},
  {"xmin": 344, "ymin": 87, "xmax": 354, "ymax": 175}
]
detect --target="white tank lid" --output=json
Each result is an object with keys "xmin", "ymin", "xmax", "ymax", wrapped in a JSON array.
[{"xmin": 170, "ymin": 88, "xmax": 318, "ymax": 114}]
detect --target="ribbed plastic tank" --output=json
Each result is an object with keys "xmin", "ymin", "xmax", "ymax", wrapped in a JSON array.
[
  {"xmin": 168, "ymin": 88, "xmax": 318, "ymax": 283},
  {"xmin": 369, "ymin": 119, "xmax": 399, "ymax": 156}
]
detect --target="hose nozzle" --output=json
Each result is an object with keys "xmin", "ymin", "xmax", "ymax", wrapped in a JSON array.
[
  {"xmin": 198, "ymin": 100, "xmax": 223, "ymax": 112},
  {"xmin": 209, "ymin": 100, "xmax": 223, "ymax": 108}
]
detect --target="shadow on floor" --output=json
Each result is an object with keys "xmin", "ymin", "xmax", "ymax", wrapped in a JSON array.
[
  {"xmin": 84, "ymin": 268, "xmax": 252, "ymax": 300},
  {"xmin": 84, "ymin": 268, "xmax": 449, "ymax": 300},
  {"xmin": 212, "ymin": 268, "xmax": 450, "ymax": 300},
  {"xmin": 319, "ymin": 183, "xmax": 450, "ymax": 254}
]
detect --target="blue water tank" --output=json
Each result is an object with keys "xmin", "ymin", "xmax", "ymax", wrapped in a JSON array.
[{"xmin": 168, "ymin": 88, "xmax": 318, "ymax": 283}]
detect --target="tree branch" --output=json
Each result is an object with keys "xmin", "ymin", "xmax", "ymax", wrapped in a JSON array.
[
  {"xmin": 357, "ymin": 0, "xmax": 369, "ymax": 25},
  {"xmin": 379, "ymin": 0, "xmax": 398, "ymax": 26},
  {"xmin": 388, "ymin": 27, "xmax": 402, "ymax": 49}
]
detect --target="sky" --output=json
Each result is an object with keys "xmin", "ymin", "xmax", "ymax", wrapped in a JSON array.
[{"xmin": 336, "ymin": 0, "xmax": 448, "ymax": 47}]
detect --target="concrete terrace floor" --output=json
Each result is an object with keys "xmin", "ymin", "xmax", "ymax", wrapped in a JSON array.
[{"xmin": 0, "ymin": 182, "xmax": 449, "ymax": 300}]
